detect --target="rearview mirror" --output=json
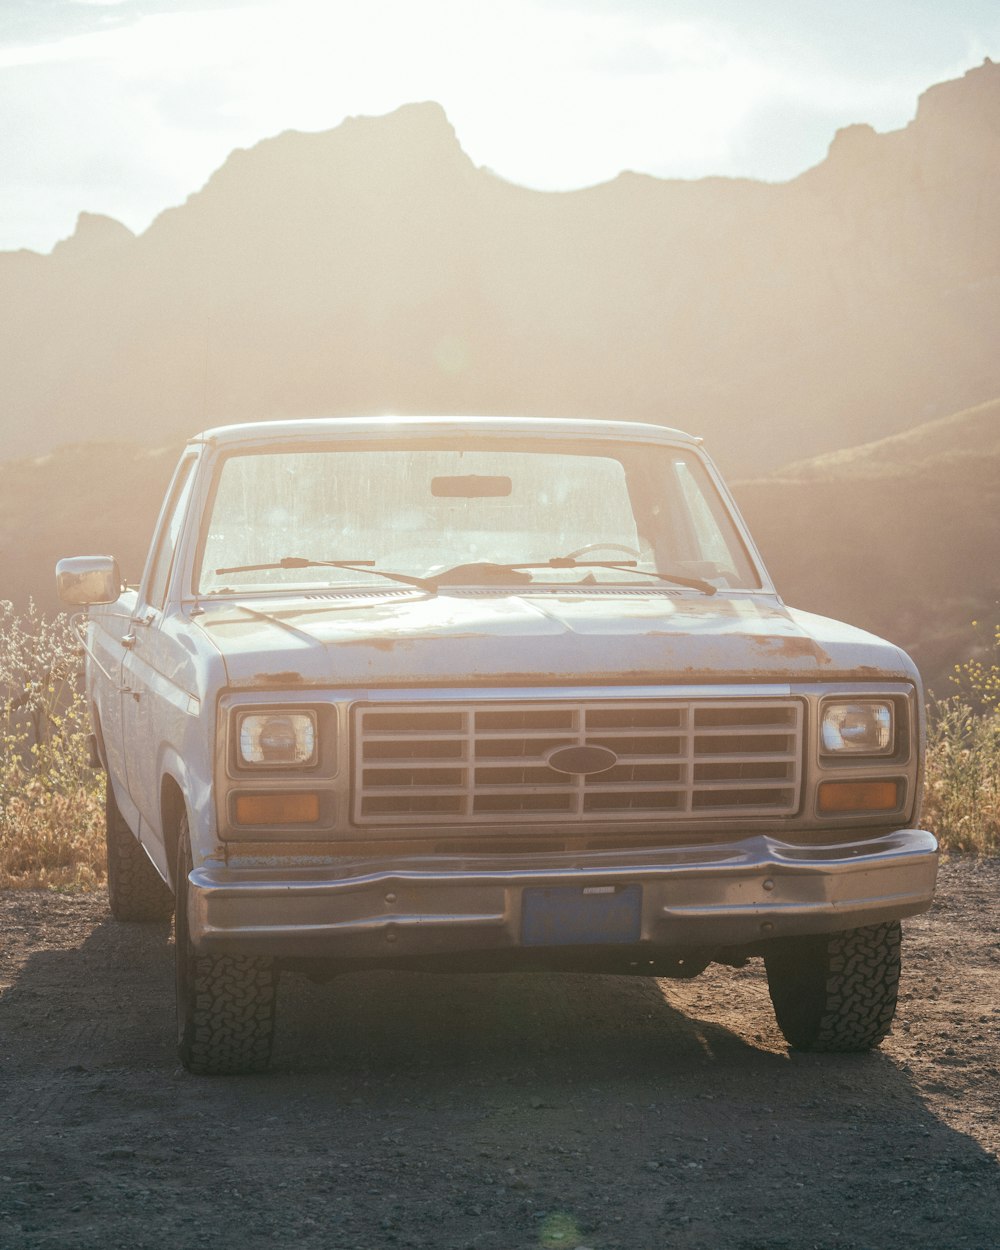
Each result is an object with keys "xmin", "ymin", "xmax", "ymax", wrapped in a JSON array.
[
  {"xmin": 431, "ymin": 474, "xmax": 512, "ymax": 498},
  {"xmin": 55, "ymin": 555, "xmax": 121, "ymax": 606}
]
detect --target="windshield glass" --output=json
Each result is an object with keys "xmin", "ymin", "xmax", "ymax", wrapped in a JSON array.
[{"xmin": 196, "ymin": 440, "xmax": 760, "ymax": 594}]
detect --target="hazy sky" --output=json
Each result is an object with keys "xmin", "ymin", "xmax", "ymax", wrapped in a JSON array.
[{"xmin": 2, "ymin": 0, "xmax": 999, "ymax": 252}]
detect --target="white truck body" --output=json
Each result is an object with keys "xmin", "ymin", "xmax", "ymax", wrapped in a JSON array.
[{"xmin": 59, "ymin": 416, "xmax": 938, "ymax": 1072}]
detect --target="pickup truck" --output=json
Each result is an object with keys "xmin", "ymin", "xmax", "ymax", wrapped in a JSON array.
[{"xmin": 56, "ymin": 416, "xmax": 938, "ymax": 1074}]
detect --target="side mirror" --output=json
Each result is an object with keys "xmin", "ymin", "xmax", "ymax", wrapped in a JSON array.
[{"xmin": 55, "ymin": 555, "xmax": 122, "ymax": 607}]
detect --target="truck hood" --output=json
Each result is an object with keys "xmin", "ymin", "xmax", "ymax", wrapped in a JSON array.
[{"xmin": 194, "ymin": 589, "xmax": 915, "ymax": 690}]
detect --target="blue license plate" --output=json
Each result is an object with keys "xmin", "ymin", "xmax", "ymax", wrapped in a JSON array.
[{"xmin": 521, "ymin": 884, "xmax": 642, "ymax": 947}]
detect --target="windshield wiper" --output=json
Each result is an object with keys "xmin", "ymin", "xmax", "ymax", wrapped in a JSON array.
[
  {"xmin": 552, "ymin": 560, "xmax": 717, "ymax": 595},
  {"xmin": 211, "ymin": 556, "xmax": 434, "ymax": 593},
  {"xmin": 427, "ymin": 558, "xmax": 717, "ymax": 595},
  {"xmin": 211, "ymin": 555, "xmax": 716, "ymax": 597}
]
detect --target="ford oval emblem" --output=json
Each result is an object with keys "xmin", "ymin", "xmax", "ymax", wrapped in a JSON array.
[{"xmin": 545, "ymin": 744, "xmax": 619, "ymax": 776}]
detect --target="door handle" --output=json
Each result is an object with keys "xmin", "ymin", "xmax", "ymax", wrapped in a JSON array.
[{"xmin": 121, "ymin": 633, "xmax": 137, "ymax": 649}]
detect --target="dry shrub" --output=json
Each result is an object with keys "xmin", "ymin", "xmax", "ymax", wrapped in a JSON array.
[
  {"xmin": 0, "ymin": 601, "xmax": 106, "ymax": 890},
  {"xmin": 924, "ymin": 620, "xmax": 1000, "ymax": 854},
  {"xmin": 923, "ymin": 697, "xmax": 1000, "ymax": 854},
  {"xmin": 0, "ymin": 782, "xmax": 105, "ymax": 890}
]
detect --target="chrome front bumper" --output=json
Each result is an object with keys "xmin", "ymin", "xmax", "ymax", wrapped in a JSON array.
[{"xmin": 187, "ymin": 829, "xmax": 938, "ymax": 961}]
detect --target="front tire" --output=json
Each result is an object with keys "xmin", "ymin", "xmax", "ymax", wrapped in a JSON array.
[
  {"xmin": 764, "ymin": 922, "xmax": 901, "ymax": 1053},
  {"xmin": 175, "ymin": 817, "xmax": 276, "ymax": 1075},
  {"xmin": 106, "ymin": 780, "xmax": 173, "ymax": 922}
]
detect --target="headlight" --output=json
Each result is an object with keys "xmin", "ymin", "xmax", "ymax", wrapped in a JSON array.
[
  {"xmin": 237, "ymin": 711, "xmax": 317, "ymax": 767},
  {"xmin": 820, "ymin": 701, "xmax": 893, "ymax": 755}
]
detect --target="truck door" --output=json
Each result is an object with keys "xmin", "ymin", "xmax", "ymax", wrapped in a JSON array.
[
  {"xmin": 90, "ymin": 593, "xmax": 137, "ymax": 818},
  {"xmin": 120, "ymin": 453, "xmax": 199, "ymax": 867}
]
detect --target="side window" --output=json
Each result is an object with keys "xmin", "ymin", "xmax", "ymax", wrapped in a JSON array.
[{"xmin": 144, "ymin": 457, "xmax": 198, "ymax": 610}]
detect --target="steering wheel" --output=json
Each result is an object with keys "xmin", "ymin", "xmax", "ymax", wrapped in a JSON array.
[{"xmin": 562, "ymin": 542, "xmax": 642, "ymax": 560}]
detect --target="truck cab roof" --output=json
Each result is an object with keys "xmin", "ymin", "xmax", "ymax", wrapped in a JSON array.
[{"xmin": 190, "ymin": 414, "xmax": 702, "ymax": 449}]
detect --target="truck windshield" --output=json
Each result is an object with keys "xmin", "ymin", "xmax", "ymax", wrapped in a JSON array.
[{"xmin": 196, "ymin": 441, "xmax": 761, "ymax": 594}]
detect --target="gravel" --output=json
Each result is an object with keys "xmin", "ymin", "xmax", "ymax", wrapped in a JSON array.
[{"xmin": 1, "ymin": 856, "xmax": 998, "ymax": 1249}]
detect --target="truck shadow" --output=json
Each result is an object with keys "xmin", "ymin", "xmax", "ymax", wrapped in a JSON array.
[{"xmin": 2, "ymin": 901, "xmax": 998, "ymax": 1248}]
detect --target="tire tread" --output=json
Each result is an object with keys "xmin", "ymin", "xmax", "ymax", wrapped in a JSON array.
[
  {"xmin": 106, "ymin": 783, "xmax": 174, "ymax": 922},
  {"xmin": 175, "ymin": 818, "xmax": 277, "ymax": 1075},
  {"xmin": 179, "ymin": 952, "xmax": 276, "ymax": 1075},
  {"xmin": 765, "ymin": 921, "xmax": 901, "ymax": 1053}
]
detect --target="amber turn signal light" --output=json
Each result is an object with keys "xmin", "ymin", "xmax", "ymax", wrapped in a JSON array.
[
  {"xmin": 818, "ymin": 780, "xmax": 899, "ymax": 814},
  {"xmin": 234, "ymin": 793, "xmax": 320, "ymax": 825}
]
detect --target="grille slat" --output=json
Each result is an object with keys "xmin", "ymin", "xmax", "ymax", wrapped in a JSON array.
[
  {"xmin": 688, "ymin": 750, "xmax": 797, "ymax": 762},
  {"xmin": 353, "ymin": 698, "xmax": 802, "ymax": 825},
  {"xmin": 684, "ymin": 777, "xmax": 794, "ymax": 791},
  {"xmin": 364, "ymin": 760, "xmax": 470, "ymax": 773}
]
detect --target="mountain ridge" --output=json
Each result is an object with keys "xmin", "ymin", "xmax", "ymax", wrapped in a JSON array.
[
  {"xmin": 763, "ymin": 395, "xmax": 1000, "ymax": 478},
  {"xmin": 1, "ymin": 62, "xmax": 999, "ymax": 479},
  {"xmin": 734, "ymin": 392, "xmax": 1000, "ymax": 692}
]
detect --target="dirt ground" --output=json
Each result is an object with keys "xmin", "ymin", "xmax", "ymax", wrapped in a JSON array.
[{"xmin": 1, "ymin": 856, "xmax": 998, "ymax": 1250}]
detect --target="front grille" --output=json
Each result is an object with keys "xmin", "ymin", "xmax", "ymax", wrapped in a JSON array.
[{"xmin": 353, "ymin": 698, "xmax": 802, "ymax": 825}]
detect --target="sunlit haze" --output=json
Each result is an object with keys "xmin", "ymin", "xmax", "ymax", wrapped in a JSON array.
[{"xmin": 2, "ymin": 0, "xmax": 999, "ymax": 252}]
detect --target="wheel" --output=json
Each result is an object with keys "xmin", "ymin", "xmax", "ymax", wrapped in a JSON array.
[
  {"xmin": 105, "ymin": 779, "xmax": 174, "ymax": 922},
  {"xmin": 562, "ymin": 542, "xmax": 642, "ymax": 560},
  {"xmin": 175, "ymin": 816, "xmax": 276, "ymax": 1075},
  {"xmin": 764, "ymin": 922, "xmax": 901, "ymax": 1053}
]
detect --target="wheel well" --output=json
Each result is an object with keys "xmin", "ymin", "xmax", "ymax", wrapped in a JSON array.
[{"xmin": 160, "ymin": 776, "xmax": 186, "ymax": 891}]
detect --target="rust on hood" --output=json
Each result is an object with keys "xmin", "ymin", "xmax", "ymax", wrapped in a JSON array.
[
  {"xmin": 749, "ymin": 634, "xmax": 830, "ymax": 663},
  {"xmin": 351, "ymin": 636, "xmax": 405, "ymax": 652}
]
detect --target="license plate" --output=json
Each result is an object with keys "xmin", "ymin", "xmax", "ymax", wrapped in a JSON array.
[{"xmin": 521, "ymin": 884, "xmax": 642, "ymax": 947}]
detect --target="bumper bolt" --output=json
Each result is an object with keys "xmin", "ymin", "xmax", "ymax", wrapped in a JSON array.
[
  {"xmin": 760, "ymin": 921, "xmax": 774, "ymax": 934},
  {"xmin": 384, "ymin": 892, "xmax": 397, "ymax": 904},
  {"xmin": 385, "ymin": 926, "xmax": 398, "ymax": 943},
  {"xmin": 762, "ymin": 878, "xmax": 775, "ymax": 892}
]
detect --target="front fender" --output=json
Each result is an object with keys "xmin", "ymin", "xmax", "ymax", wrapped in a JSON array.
[{"xmin": 149, "ymin": 743, "xmax": 217, "ymax": 879}]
